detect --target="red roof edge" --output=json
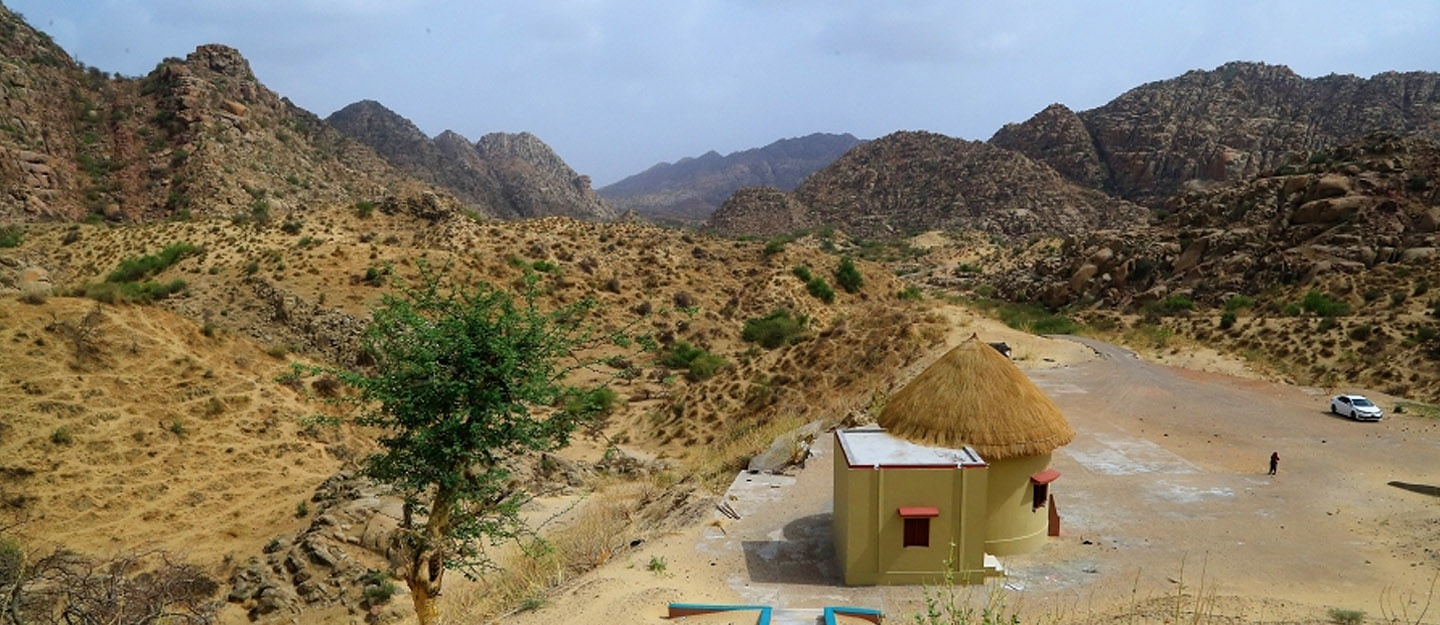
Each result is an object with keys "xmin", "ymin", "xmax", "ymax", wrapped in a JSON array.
[
  {"xmin": 897, "ymin": 506, "xmax": 940, "ymax": 518},
  {"xmin": 1031, "ymin": 468, "xmax": 1061, "ymax": 485}
]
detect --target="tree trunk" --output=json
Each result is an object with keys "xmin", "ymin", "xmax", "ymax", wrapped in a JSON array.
[{"xmin": 408, "ymin": 577, "xmax": 440, "ymax": 625}]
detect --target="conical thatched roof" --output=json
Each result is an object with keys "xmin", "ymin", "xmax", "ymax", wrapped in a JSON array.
[{"xmin": 878, "ymin": 334, "xmax": 1074, "ymax": 460}]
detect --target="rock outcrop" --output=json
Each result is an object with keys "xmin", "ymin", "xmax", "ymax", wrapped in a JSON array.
[
  {"xmin": 992, "ymin": 62, "xmax": 1440, "ymax": 207},
  {"xmin": 599, "ymin": 133, "xmax": 864, "ymax": 224},
  {"xmin": 709, "ymin": 131, "xmax": 1148, "ymax": 240},
  {"xmin": 0, "ymin": 5, "xmax": 423, "ymax": 223},
  {"xmin": 997, "ymin": 133, "xmax": 1440, "ymax": 309},
  {"xmin": 327, "ymin": 101, "xmax": 614, "ymax": 220},
  {"xmin": 707, "ymin": 186, "xmax": 814, "ymax": 237}
]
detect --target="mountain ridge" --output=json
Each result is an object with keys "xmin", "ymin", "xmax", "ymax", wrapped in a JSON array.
[
  {"xmin": 599, "ymin": 132, "xmax": 863, "ymax": 223},
  {"xmin": 991, "ymin": 61, "xmax": 1440, "ymax": 206},
  {"xmin": 326, "ymin": 100, "xmax": 615, "ymax": 221}
]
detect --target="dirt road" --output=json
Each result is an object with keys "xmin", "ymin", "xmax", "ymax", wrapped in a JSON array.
[{"xmin": 1010, "ymin": 336, "xmax": 1440, "ymax": 619}]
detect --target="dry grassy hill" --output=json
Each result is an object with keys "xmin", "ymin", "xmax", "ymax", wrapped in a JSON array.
[{"xmin": 1, "ymin": 192, "xmax": 955, "ymax": 621}]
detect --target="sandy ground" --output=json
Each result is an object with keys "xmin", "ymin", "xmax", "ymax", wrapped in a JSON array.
[{"xmin": 502, "ymin": 329, "xmax": 1440, "ymax": 625}]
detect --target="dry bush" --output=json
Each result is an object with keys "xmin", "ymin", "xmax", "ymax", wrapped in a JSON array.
[{"xmin": 440, "ymin": 482, "xmax": 650, "ymax": 622}]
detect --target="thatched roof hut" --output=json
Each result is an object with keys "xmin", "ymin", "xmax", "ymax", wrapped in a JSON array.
[{"xmin": 878, "ymin": 334, "xmax": 1074, "ymax": 460}]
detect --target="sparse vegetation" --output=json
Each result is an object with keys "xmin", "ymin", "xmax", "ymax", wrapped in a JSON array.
[
  {"xmin": 741, "ymin": 309, "xmax": 809, "ymax": 349},
  {"xmin": 1219, "ymin": 311, "xmax": 1237, "ymax": 330},
  {"xmin": 898, "ymin": 285, "xmax": 923, "ymax": 300},
  {"xmin": 1329, "ymin": 608, "xmax": 1365, "ymax": 625},
  {"xmin": 835, "ymin": 255, "xmax": 864, "ymax": 293},
  {"xmin": 1302, "ymin": 290, "xmax": 1350, "ymax": 317},
  {"xmin": 105, "ymin": 243, "xmax": 202, "ymax": 283},
  {"xmin": 1223, "ymin": 295, "xmax": 1256, "ymax": 311},
  {"xmin": 806, "ymin": 276, "xmax": 836, "ymax": 303},
  {"xmin": 0, "ymin": 224, "xmax": 24, "ymax": 248},
  {"xmin": 659, "ymin": 340, "xmax": 727, "ymax": 380}
]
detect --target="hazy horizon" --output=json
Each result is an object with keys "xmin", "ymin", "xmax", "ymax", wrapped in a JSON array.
[{"xmin": 8, "ymin": 1, "xmax": 1440, "ymax": 186}]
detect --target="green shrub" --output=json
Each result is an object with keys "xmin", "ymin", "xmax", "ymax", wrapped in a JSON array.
[
  {"xmin": 1030, "ymin": 315, "xmax": 1082, "ymax": 335},
  {"xmin": 563, "ymin": 386, "xmax": 618, "ymax": 418},
  {"xmin": 362, "ymin": 570, "xmax": 399, "ymax": 605},
  {"xmin": 1148, "ymin": 295, "xmax": 1195, "ymax": 315},
  {"xmin": 1415, "ymin": 280, "xmax": 1431, "ymax": 297},
  {"xmin": 295, "ymin": 501, "xmax": 309, "ymax": 518},
  {"xmin": 82, "ymin": 279, "xmax": 187, "ymax": 304},
  {"xmin": 806, "ymin": 277, "xmax": 835, "ymax": 303},
  {"xmin": 659, "ymin": 341, "xmax": 726, "ymax": 381},
  {"xmin": 1348, "ymin": 324, "xmax": 1373, "ymax": 342},
  {"xmin": 531, "ymin": 260, "xmax": 558, "ymax": 273},
  {"xmin": 1223, "ymin": 295, "xmax": 1255, "ymax": 311},
  {"xmin": 355, "ymin": 200, "xmax": 376, "ymax": 218},
  {"xmin": 1328, "ymin": 608, "xmax": 1364, "ymax": 625},
  {"xmin": 106, "ymin": 243, "xmax": 202, "ymax": 283},
  {"xmin": 742, "ymin": 309, "xmax": 809, "ymax": 349},
  {"xmin": 0, "ymin": 224, "xmax": 24, "ymax": 248},
  {"xmin": 1390, "ymin": 291, "xmax": 1408, "ymax": 307},
  {"xmin": 763, "ymin": 237, "xmax": 790, "ymax": 256},
  {"xmin": 1362, "ymin": 288, "xmax": 1384, "ymax": 303},
  {"xmin": 51, "ymin": 427, "xmax": 74, "ymax": 445},
  {"xmin": 0, "ymin": 537, "xmax": 21, "ymax": 584},
  {"xmin": 791, "ymin": 264, "xmax": 812, "ymax": 282},
  {"xmin": 1219, "ymin": 311, "xmax": 1237, "ymax": 330},
  {"xmin": 897, "ymin": 285, "xmax": 923, "ymax": 301},
  {"xmin": 835, "ymin": 256, "xmax": 863, "ymax": 293},
  {"xmin": 1301, "ymin": 290, "xmax": 1349, "ymax": 317}
]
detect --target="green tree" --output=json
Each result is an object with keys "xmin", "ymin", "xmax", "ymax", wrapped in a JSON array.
[
  {"xmin": 297, "ymin": 267, "xmax": 626, "ymax": 624},
  {"xmin": 835, "ymin": 255, "xmax": 863, "ymax": 293}
]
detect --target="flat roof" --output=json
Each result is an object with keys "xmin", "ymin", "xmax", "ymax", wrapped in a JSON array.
[{"xmin": 836, "ymin": 427, "xmax": 986, "ymax": 469}]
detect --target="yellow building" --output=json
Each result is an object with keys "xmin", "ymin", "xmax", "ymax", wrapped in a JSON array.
[{"xmin": 832, "ymin": 335, "xmax": 1075, "ymax": 585}]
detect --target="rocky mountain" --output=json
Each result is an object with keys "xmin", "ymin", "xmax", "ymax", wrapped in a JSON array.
[
  {"xmin": 998, "ymin": 132, "xmax": 1440, "ymax": 310},
  {"xmin": 707, "ymin": 130, "xmax": 1148, "ymax": 240},
  {"xmin": 599, "ymin": 132, "xmax": 863, "ymax": 223},
  {"xmin": 992, "ymin": 61, "xmax": 1440, "ymax": 207},
  {"xmin": 327, "ymin": 100, "xmax": 615, "ymax": 220},
  {"xmin": 1, "ymin": 7, "xmax": 426, "ymax": 224}
]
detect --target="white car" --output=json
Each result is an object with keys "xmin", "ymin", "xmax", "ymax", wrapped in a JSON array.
[{"xmin": 1330, "ymin": 394, "xmax": 1383, "ymax": 421}]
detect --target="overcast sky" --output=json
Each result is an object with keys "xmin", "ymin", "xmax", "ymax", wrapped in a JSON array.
[{"xmin": 9, "ymin": 1, "xmax": 1440, "ymax": 185}]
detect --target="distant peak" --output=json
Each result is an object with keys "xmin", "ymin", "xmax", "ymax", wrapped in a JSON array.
[{"xmin": 435, "ymin": 129, "xmax": 472, "ymax": 144}]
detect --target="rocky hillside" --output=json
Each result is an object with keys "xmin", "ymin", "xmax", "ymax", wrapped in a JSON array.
[
  {"xmin": 327, "ymin": 100, "xmax": 615, "ymax": 221},
  {"xmin": 599, "ymin": 132, "xmax": 863, "ymax": 224},
  {"xmin": 971, "ymin": 133, "xmax": 1440, "ymax": 399},
  {"xmin": 992, "ymin": 62, "xmax": 1440, "ymax": 207},
  {"xmin": 708, "ymin": 130, "xmax": 1148, "ymax": 240},
  {"xmin": 0, "ymin": 7, "xmax": 429, "ymax": 224}
]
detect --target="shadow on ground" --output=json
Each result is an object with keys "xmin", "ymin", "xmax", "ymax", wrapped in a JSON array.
[
  {"xmin": 1388, "ymin": 481, "xmax": 1440, "ymax": 497},
  {"xmin": 742, "ymin": 512, "xmax": 841, "ymax": 585}
]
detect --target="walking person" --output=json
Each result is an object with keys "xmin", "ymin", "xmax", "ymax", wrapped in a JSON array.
[{"xmin": 1268, "ymin": 451, "xmax": 1279, "ymax": 476}]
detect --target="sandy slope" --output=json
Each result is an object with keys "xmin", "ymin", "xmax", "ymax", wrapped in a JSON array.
[{"xmin": 0, "ymin": 297, "xmax": 365, "ymax": 565}]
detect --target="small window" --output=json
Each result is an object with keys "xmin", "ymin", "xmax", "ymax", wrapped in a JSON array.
[
  {"xmin": 1033, "ymin": 483, "xmax": 1049, "ymax": 509},
  {"xmin": 903, "ymin": 517, "xmax": 930, "ymax": 547}
]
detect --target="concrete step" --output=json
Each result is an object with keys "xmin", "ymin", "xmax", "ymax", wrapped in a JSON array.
[{"xmin": 769, "ymin": 608, "xmax": 823, "ymax": 625}]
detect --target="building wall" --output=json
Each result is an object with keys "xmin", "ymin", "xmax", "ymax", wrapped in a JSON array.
[
  {"xmin": 834, "ymin": 433, "xmax": 991, "ymax": 585},
  {"xmin": 983, "ymin": 453, "xmax": 1052, "ymax": 556}
]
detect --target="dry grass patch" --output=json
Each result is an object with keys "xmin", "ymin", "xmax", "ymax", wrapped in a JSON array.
[{"xmin": 439, "ymin": 478, "xmax": 660, "ymax": 621}]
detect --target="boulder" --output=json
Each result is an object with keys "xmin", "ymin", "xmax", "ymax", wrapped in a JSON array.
[
  {"xmin": 1291, "ymin": 195, "xmax": 1371, "ymax": 224},
  {"xmin": 747, "ymin": 420, "xmax": 826, "ymax": 473},
  {"xmin": 1305, "ymin": 173, "xmax": 1352, "ymax": 202}
]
